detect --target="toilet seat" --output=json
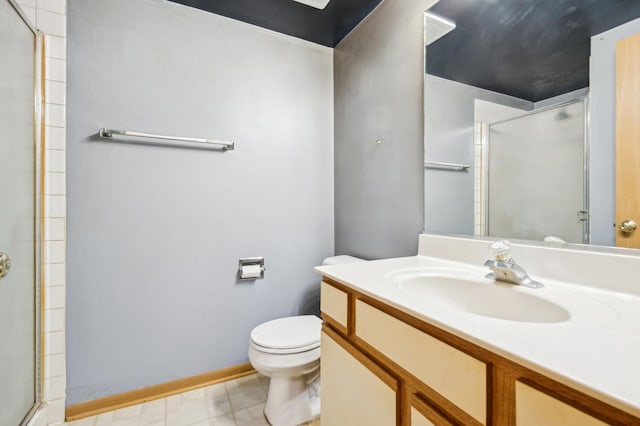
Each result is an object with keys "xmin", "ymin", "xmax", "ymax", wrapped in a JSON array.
[
  {"xmin": 250, "ymin": 315, "xmax": 321, "ymax": 354},
  {"xmin": 251, "ymin": 340, "xmax": 319, "ymax": 355}
]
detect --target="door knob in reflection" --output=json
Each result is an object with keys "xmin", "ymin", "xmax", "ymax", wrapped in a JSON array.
[
  {"xmin": 0, "ymin": 252, "xmax": 11, "ymax": 280},
  {"xmin": 619, "ymin": 220, "xmax": 638, "ymax": 234}
]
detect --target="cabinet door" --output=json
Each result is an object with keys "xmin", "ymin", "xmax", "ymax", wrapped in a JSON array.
[
  {"xmin": 356, "ymin": 300, "xmax": 487, "ymax": 424},
  {"xmin": 515, "ymin": 381, "xmax": 607, "ymax": 426},
  {"xmin": 321, "ymin": 330, "xmax": 397, "ymax": 426}
]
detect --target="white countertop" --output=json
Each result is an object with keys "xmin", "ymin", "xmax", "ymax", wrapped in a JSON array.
[{"xmin": 316, "ymin": 253, "xmax": 640, "ymax": 417}]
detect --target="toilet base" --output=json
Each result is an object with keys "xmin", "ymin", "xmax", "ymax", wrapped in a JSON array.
[{"xmin": 264, "ymin": 372, "xmax": 320, "ymax": 426}]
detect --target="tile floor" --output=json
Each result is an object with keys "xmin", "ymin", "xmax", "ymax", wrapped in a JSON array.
[{"xmin": 67, "ymin": 374, "xmax": 320, "ymax": 426}]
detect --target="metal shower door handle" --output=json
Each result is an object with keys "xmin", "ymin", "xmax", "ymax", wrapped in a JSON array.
[{"xmin": 0, "ymin": 251, "xmax": 11, "ymax": 280}]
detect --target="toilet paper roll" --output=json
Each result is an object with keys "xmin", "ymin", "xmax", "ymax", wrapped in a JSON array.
[{"xmin": 240, "ymin": 264, "xmax": 262, "ymax": 279}]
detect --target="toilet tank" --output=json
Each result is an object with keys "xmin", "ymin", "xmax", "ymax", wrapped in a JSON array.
[{"xmin": 322, "ymin": 255, "xmax": 365, "ymax": 265}]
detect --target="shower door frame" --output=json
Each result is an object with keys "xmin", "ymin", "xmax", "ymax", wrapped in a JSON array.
[
  {"xmin": 480, "ymin": 97, "xmax": 591, "ymax": 244},
  {"xmin": 4, "ymin": 0, "xmax": 44, "ymax": 424}
]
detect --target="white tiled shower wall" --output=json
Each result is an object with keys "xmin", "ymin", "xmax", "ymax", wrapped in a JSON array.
[{"xmin": 15, "ymin": 0, "xmax": 67, "ymax": 424}]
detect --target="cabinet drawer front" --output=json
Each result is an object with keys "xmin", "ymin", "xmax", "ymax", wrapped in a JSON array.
[
  {"xmin": 515, "ymin": 381, "xmax": 607, "ymax": 426},
  {"xmin": 356, "ymin": 300, "xmax": 487, "ymax": 424},
  {"xmin": 321, "ymin": 331, "xmax": 397, "ymax": 426},
  {"xmin": 321, "ymin": 281, "xmax": 348, "ymax": 328}
]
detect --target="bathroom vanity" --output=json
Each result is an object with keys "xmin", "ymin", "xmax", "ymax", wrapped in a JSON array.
[{"xmin": 316, "ymin": 235, "xmax": 640, "ymax": 426}]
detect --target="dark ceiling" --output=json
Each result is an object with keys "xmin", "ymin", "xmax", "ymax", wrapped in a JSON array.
[
  {"xmin": 169, "ymin": 0, "xmax": 383, "ymax": 47},
  {"xmin": 426, "ymin": 0, "xmax": 640, "ymax": 102}
]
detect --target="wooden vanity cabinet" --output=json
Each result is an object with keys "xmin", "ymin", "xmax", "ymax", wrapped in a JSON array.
[
  {"xmin": 321, "ymin": 328, "xmax": 397, "ymax": 426},
  {"xmin": 411, "ymin": 408, "xmax": 438, "ymax": 426},
  {"xmin": 320, "ymin": 281, "xmax": 349, "ymax": 333},
  {"xmin": 320, "ymin": 278, "xmax": 640, "ymax": 426},
  {"xmin": 355, "ymin": 298, "xmax": 487, "ymax": 425},
  {"xmin": 514, "ymin": 381, "xmax": 607, "ymax": 426},
  {"xmin": 411, "ymin": 394, "xmax": 456, "ymax": 426}
]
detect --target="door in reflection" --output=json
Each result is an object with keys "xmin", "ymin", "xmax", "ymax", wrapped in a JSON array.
[{"xmin": 616, "ymin": 32, "xmax": 640, "ymax": 248}]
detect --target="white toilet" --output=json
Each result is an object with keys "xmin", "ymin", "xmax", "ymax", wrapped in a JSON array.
[{"xmin": 248, "ymin": 255, "xmax": 364, "ymax": 426}]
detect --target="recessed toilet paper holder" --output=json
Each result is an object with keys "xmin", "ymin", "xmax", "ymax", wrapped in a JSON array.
[{"xmin": 238, "ymin": 257, "xmax": 265, "ymax": 281}]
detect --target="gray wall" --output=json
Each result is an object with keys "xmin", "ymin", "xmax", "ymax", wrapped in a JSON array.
[
  {"xmin": 67, "ymin": 0, "xmax": 334, "ymax": 403},
  {"xmin": 424, "ymin": 75, "xmax": 532, "ymax": 235},
  {"xmin": 590, "ymin": 17, "xmax": 640, "ymax": 246},
  {"xmin": 334, "ymin": 0, "xmax": 437, "ymax": 259}
]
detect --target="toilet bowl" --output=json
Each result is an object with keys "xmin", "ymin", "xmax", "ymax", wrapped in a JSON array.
[
  {"xmin": 249, "ymin": 315, "xmax": 322, "ymax": 426},
  {"xmin": 248, "ymin": 255, "xmax": 364, "ymax": 426}
]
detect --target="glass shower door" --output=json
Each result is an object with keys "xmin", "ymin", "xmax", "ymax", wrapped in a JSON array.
[
  {"xmin": 487, "ymin": 100, "xmax": 587, "ymax": 243},
  {"xmin": 0, "ymin": 1, "xmax": 40, "ymax": 425}
]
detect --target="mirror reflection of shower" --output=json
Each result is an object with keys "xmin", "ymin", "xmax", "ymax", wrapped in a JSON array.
[
  {"xmin": 555, "ymin": 108, "xmax": 571, "ymax": 121},
  {"xmin": 475, "ymin": 99, "xmax": 589, "ymax": 243}
]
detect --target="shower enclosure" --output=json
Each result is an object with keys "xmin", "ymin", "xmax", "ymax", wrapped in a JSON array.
[
  {"xmin": 482, "ymin": 99, "xmax": 588, "ymax": 243},
  {"xmin": 0, "ymin": 1, "xmax": 42, "ymax": 425}
]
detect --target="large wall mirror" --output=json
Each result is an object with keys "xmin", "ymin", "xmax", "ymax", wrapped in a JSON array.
[{"xmin": 423, "ymin": 0, "xmax": 640, "ymax": 250}]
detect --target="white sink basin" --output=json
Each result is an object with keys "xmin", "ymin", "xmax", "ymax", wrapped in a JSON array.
[{"xmin": 388, "ymin": 267, "xmax": 570, "ymax": 323}]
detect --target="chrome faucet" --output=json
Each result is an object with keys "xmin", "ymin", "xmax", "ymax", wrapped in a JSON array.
[{"xmin": 483, "ymin": 240, "xmax": 543, "ymax": 289}]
